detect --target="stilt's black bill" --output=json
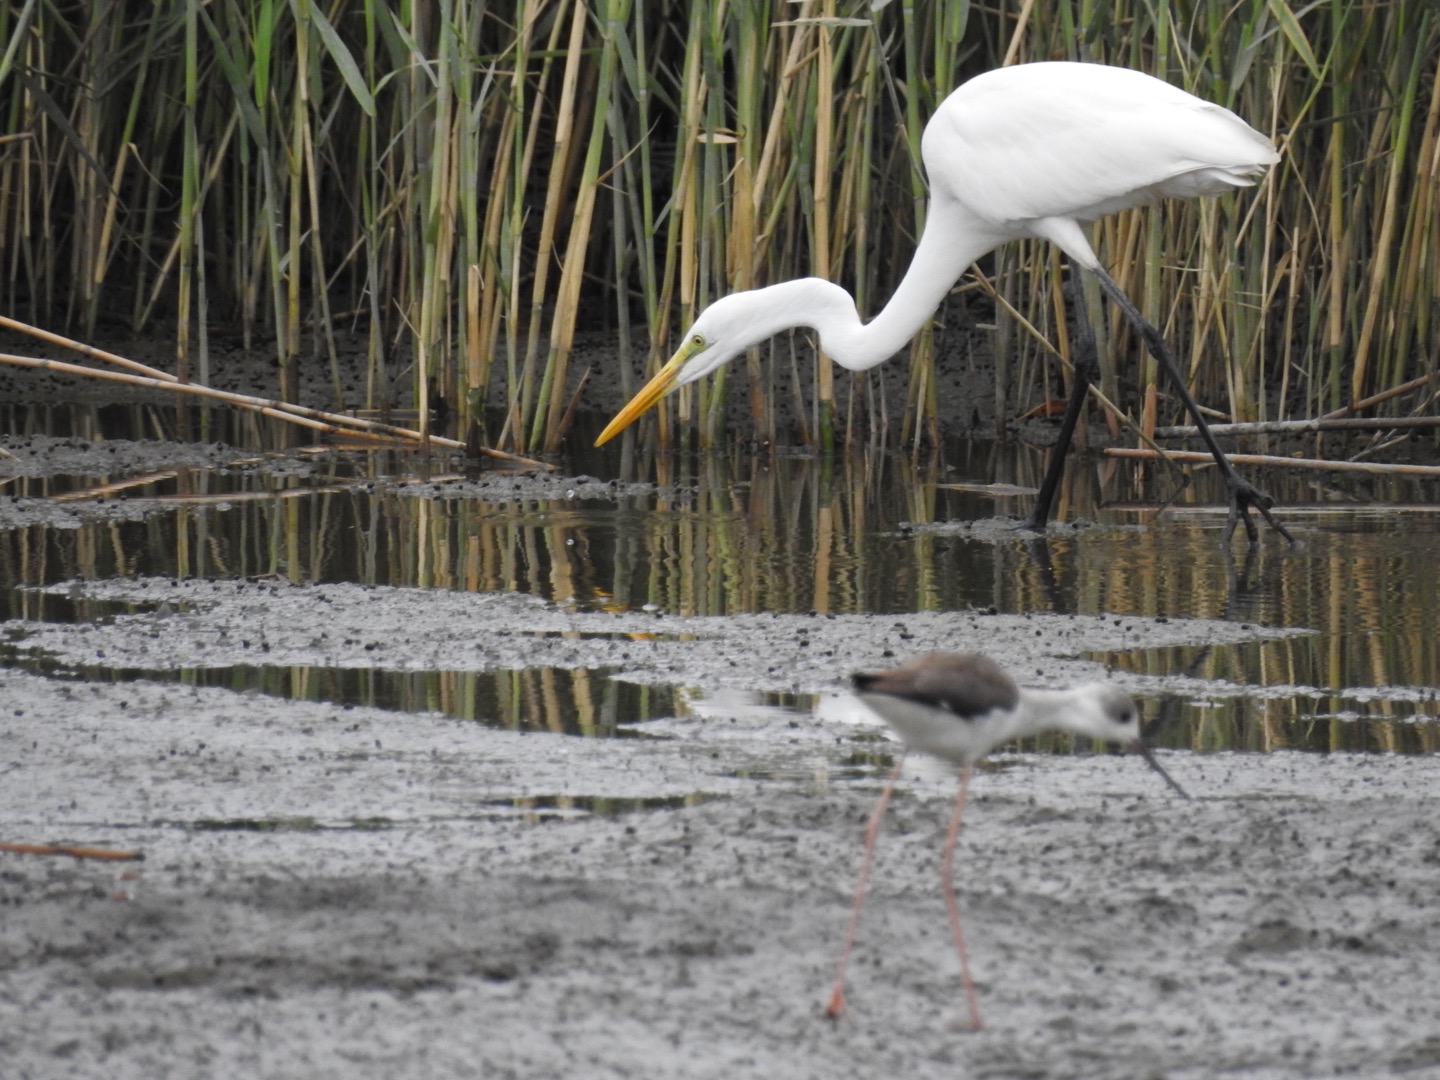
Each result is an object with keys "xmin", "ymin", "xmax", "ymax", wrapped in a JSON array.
[{"xmin": 1132, "ymin": 742, "xmax": 1191, "ymax": 800}]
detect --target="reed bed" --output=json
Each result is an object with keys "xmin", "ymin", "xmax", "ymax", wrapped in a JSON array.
[{"xmin": 0, "ymin": 1, "xmax": 1434, "ymax": 452}]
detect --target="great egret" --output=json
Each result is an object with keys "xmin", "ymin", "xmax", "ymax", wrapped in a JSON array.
[
  {"xmin": 828, "ymin": 651, "xmax": 1189, "ymax": 1027},
  {"xmin": 596, "ymin": 61, "xmax": 1292, "ymax": 543}
]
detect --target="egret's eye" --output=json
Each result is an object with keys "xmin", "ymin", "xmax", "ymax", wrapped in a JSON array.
[{"xmin": 691, "ymin": 334, "xmax": 704, "ymax": 348}]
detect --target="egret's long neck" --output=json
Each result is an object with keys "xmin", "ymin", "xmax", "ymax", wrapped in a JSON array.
[{"xmin": 815, "ymin": 198, "xmax": 1006, "ymax": 371}]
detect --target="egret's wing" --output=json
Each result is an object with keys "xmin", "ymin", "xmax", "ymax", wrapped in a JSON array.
[{"xmin": 924, "ymin": 63, "xmax": 1277, "ymax": 227}]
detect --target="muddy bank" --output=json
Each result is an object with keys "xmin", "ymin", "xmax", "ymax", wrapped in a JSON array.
[
  {"xmin": 9, "ymin": 576, "xmax": 1305, "ymax": 696},
  {"xmin": 2, "ymin": 574, "xmax": 1438, "ymax": 1079}
]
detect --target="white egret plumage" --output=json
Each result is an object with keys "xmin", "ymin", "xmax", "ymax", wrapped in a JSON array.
[{"xmin": 596, "ymin": 61, "xmax": 1291, "ymax": 543}]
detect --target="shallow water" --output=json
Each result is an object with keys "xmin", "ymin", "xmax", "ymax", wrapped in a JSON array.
[
  {"xmin": 7, "ymin": 404, "xmax": 1439, "ymax": 1080},
  {"xmin": 1, "ymin": 404, "xmax": 1437, "ymax": 753}
]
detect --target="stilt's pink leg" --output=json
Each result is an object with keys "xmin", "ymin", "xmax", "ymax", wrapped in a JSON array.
[
  {"xmin": 940, "ymin": 764, "xmax": 983, "ymax": 1030},
  {"xmin": 825, "ymin": 756, "xmax": 905, "ymax": 1018}
]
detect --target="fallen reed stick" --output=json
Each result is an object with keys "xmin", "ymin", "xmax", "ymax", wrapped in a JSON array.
[
  {"xmin": 1104, "ymin": 447, "xmax": 1440, "ymax": 477},
  {"xmin": 0, "ymin": 352, "xmax": 548, "ymax": 469},
  {"xmin": 2, "ymin": 352, "xmax": 412, "ymax": 438},
  {"xmin": 49, "ymin": 479, "xmax": 358, "ymax": 505},
  {"xmin": 0, "ymin": 841, "xmax": 144, "ymax": 861},
  {"xmin": 51, "ymin": 471, "xmax": 179, "ymax": 501},
  {"xmin": 1323, "ymin": 373, "xmax": 1437, "ymax": 419},
  {"xmin": 1153, "ymin": 415, "xmax": 1440, "ymax": 438},
  {"xmin": 0, "ymin": 313, "xmax": 179, "ymax": 382}
]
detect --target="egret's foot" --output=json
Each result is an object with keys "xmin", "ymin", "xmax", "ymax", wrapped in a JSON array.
[
  {"xmin": 1222, "ymin": 474, "xmax": 1294, "ymax": 545},
  {"xmin": 1014, "ymin": 509, "xmax": 1049, "ymax": 533},
  {"xmin": 824, "ymin": 985, "xmax": 847, "ymax": 1019}
]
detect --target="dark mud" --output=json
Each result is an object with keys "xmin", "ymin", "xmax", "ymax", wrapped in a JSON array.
[{"xmin": 3, "ymin": 570, "xmax": 1438, "ymax": 1079}]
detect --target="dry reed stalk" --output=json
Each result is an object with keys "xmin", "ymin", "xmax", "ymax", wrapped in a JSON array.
[
  {"xmin": 50, "ymin": 471, "xmax": 178, "ymax": 501},
  {"xmin": 541, "ymin": 0, "xmax": 624, "ymax": 453},
  {"xmin": 0, "ymin": 314, "xmax": 178, "ymax": 381},
  {"xmin": 811, "ymin": 0, "xmax": 836, "ymax": 449},
  {"xmin": 474, "ymin": 100, "xmax": 517, "ymax": 402},
  {"xmin": 0, "ymin": 352, "xmax": 548, "ymax": 467},
  {"xmin": 1323, "ymin": 374, "xmax": 1438, "ymax": 420},
  {"xmin": 0, "ymin": 842, "xmax": 143, "ymax": 861},
  {"xmin": 1105, "ymin": 447, "xmax": 1440, "ymax": 477},
  {"xmin": 515, "ymin": 0, "xmax": 584, "ymax": 451},
  {"xmin": 1351, "ymin": 39, "xmax": 1424, "ymax": 401},
  {"xmin": 1154, "ymin": 416, "xmax": 1440, "ymax": 437}
]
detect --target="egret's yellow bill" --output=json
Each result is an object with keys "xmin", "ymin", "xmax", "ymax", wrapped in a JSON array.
[{"xmin": 594, "ymin": 343, "xmax": 697, "ymax": 446}]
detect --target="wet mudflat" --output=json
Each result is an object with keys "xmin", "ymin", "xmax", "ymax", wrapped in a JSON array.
[{"xmin": 3, "ymin": 416, "xmax": 1440, "ymax": 1079}]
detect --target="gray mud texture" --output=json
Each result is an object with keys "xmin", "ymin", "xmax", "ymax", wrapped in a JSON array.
[{"xmin": 4, "ymin": 573, "xmax": 1440, "ymax": 1079}]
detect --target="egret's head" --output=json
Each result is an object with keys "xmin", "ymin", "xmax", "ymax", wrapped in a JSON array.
[
  {"xmin": 1071, "ymin": 684, "xmax": 1190, "ymax": 800},
  {"xmin": 595, "ymin": 294, "xmax": 766, "ymax": 447}
]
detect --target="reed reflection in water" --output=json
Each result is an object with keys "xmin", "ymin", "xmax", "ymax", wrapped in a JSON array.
[{"xmin": 1, "ymin": 415, "xmax": 1436, "ymax": 751}]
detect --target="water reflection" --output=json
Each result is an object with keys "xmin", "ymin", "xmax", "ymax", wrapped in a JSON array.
[
  {"xmin": 2, "ymin": 405, "xmax": 1438, "ymax": 752},
  {"xmin": 168, "ymin": 792, "xmax": 713, "ymax": 827},
  {"xmin": 1, "ymin": 648, "xmax": 677, "ymax": 738}
]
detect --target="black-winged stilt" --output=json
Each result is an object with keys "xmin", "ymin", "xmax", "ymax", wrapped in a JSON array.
[{"xmin": 826, "ymin": 652, "xmax": 1190, "ymax": 1028}]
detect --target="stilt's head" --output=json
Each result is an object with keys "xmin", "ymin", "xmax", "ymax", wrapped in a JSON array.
[
  {"xmin": 1065, "ymin": 683, "xmax": 1145, "ymax": 741},
  {"xmin": 1068, "ymin": 683, "xmax": 1190, "ymax": 800}
]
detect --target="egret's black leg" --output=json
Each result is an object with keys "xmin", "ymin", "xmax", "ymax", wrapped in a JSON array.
[
  {"xmin": 1089, "ymin": 265, "xmax": 1294, "ymax": 545},
  {"xmin": 1022, "ymin": 276, "xmax": 1099, "ymax": 531}
]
